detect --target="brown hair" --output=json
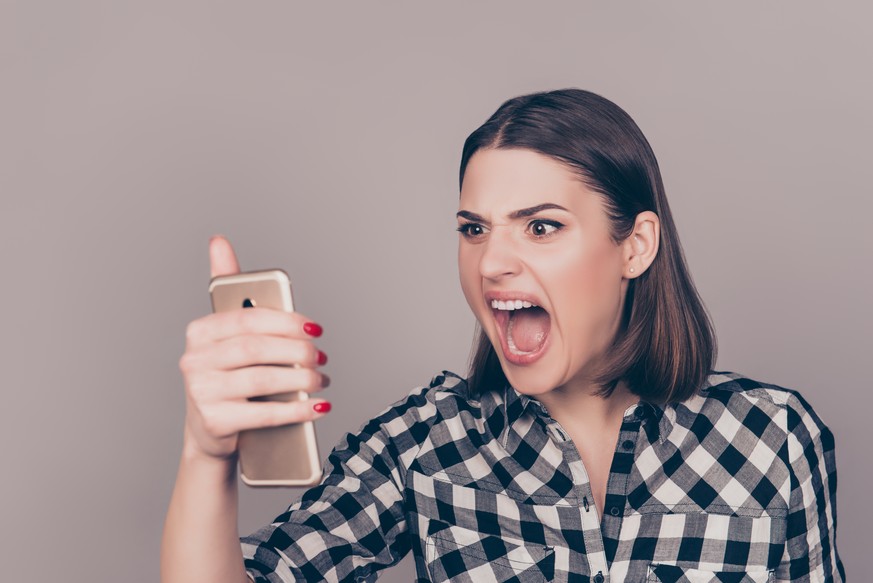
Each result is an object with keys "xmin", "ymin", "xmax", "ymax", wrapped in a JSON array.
[{"xmin": 460, "ymin": 89, "xmax": 717, "ymax": 405}]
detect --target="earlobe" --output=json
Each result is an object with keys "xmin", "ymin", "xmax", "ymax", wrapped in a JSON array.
[
  {"xmin": 624, "ymin": 237, "xmax": 641, "ymax": 277},
  {"xmin": 625, "ymin": 214, "xmax": 660, "ymax": 277},
  {"xmin": 629, "ymin": 238, "xmax": 640, "ymax": 273}
]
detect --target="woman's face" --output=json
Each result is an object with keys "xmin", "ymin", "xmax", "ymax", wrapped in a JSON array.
[{"xmin": 458, "ymin": 147, "xmax": 632, "ymax": 397}]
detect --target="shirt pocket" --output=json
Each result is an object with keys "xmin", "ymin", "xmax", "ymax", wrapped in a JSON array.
[
  {"xmin": 622, "ymin": 509, "xmax": 783, "ymax": 571},
  {"xmin": 646, "ymin": 563, "xmax": 775, "ymax": 583},
  {"xmin": 425, "ymin": 520, "xmax": 554, "ymax": 583},
  {"xmin": 408, "ymin": 469, "xmax": 563, "ymax": 582}
]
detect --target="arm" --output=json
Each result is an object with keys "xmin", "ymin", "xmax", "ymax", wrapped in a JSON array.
[
  {"xmin": 162, "ymin": 236, "xmax": 331, "ymax": 583},
  {"xmin": 161, "ymin": 428, "xmax": 250, "ymax": 583},
  {"xmin": 775, "ymin": 391, "xmax": 846, "ymax": 582}
]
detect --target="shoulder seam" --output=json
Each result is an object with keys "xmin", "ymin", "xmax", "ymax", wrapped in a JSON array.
[{"xmin": 702, "ymin": 372, "xmax": 793, "ymax": 407}]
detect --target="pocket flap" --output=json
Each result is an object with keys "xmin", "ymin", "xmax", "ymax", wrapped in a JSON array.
[
  {"xmin": 647, "ymin": 563, "xmax": 774, "ymax": 583},
  {"xmin": 426, "ymin": 520, "xmax": 555, "ymax": 582}
]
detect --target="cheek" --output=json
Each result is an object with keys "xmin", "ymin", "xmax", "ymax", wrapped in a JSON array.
[
  {"xmin": 550, "ymin": 243, "xmax": 621, "ymax": 335},
  {"xmin": 457, "ymin": 247, "xmax": 481, "ymax": 312}
]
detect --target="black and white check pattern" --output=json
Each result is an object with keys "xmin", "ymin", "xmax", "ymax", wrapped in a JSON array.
[{"xmin": 240, "ymin": 370, "xmax": 844, "ymax": 582}]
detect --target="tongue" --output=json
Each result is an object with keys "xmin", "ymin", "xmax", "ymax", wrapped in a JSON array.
[{"xmin": 509, "ymin": 307, "xmax": 550, "ymax": 352}]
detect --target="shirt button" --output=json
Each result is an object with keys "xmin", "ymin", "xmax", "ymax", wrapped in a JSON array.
[
  {"xmin": 610, "ymin": 506, "xmax": 621, "ymax": 516},
  {"xmin": 621, "ymin": 439, "xmax": 634, "ymax": 450},
  {"xmin": 593, "ymin": 572, "xmax": 605, "ymax": 583},
  {"xmin": 634, "ymin": 405, "xmax": 646, "ymax": 419}
]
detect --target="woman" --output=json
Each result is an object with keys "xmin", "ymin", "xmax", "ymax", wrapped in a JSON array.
[{"xmin": 161, "ymin": 89, "xmax": 844, "ymax": 582}]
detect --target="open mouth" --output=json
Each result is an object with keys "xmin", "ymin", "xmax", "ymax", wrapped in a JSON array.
[{"xmin": 491, "ymin": 301, "xmax": 551, "ymax": 365}]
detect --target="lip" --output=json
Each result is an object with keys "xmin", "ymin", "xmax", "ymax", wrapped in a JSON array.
[{"xmin": 484, "ymin": 290, "xmax": 551, "ymax": 366}]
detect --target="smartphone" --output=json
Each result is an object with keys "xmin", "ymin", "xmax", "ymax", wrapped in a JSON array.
[{"xmin": 209, "ymin": 268, "xmax": 322, "ymax": 487}]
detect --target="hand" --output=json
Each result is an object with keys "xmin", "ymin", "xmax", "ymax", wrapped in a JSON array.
[{"xmin": 178, "ymin": 235, "xmax": 331, "ymax": 462}]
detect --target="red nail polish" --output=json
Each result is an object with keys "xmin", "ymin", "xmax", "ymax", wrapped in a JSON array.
[
  {"xmin": 317, "ymin": 350, "xmax": 328, "ymax": 365},
  {"xmin": 303, "ymin": 322, "xmax": 323, "ymax": 337},
  {"xmin": 313, "ymin": 401, "xmax": 331, "ymax": 414}
]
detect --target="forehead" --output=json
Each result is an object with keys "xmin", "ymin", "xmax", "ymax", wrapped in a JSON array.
[{"xmin": 459, "ymin": 148, "xmax": 602, "ymax": 218}]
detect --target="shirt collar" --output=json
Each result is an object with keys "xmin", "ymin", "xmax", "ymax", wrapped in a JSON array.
[
  {"xmin": 500, "ymin": 383, "xmax": 675, "ymax": 445},
  {"xmin": 502, "ymin": 382, "xmax": 537, "ymax": 422}
]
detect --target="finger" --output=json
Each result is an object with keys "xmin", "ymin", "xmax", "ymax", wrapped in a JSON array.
[
  {"xmin": 206, "ymin": 398, "xmax": 332, "ymax": 435},
  {"xmin": 209, "ymin": 235, "xmax": 241, "ymax": 278},
  {"xmin": 186, "ymin": 307, "xmax": 322, "ymax": 347},
  {"xmin": 209, "ymin": 334, "xmax": 322, "ymax": 371},
  {"xmin": 213, "ymin": 365, "xmax": 329, "ymax": 401}
]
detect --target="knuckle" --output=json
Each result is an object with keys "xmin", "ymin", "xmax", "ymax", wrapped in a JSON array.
[
  {"xmin": 185, "ymin": 320, "xmax": 201, "ymax": 345},
  {"xmin": 289, "ymin": 312, "xmax": 307, "ymax": 334},
  {"xmin": 234, "ymin": 308, "xmax": 255, "ymax": 334},
  {"xmin": 260, "ymin": 405, "xmax": 282, "ymax": 427},
  {"xmin": 187, "ymin": 378, "xmax": 209, "ymax": 402},
  {"xmin": 253, "ymin": 366, "xmax": 280, "ymax": 392},
  {"xmin": 304, "ymin": 367, "xmax": 322, "ymax": 389},
  {"xmin": 239, "ymin": 336, "xmax": 263, "ymax": 361},
  {"xmin": 178, "ymin": 352, "xmax": 195, "ymax": 373}
]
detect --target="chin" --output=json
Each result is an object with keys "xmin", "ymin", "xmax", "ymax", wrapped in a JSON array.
[{"xmin": 500, "ymin": 363, "xmax": 561, "ymax": 396}]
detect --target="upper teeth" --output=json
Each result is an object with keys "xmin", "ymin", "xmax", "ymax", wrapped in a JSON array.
[{"xmin": 491, "ymin": 299, "xmax": 536, "ymax": 310}]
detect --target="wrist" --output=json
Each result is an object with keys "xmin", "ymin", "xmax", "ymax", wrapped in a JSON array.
[
  {"xmin": 180, "ymin": 443, "xmax": 239, "ymax": 490},
  {"xmin": 181, "ymin": 427, "xmax": 238, "ymax": 470}
]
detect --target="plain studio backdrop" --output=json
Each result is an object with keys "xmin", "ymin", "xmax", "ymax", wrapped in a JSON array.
[{"xmin": 0, "ymin": 2, "xmax": 868, "ymax": 581}]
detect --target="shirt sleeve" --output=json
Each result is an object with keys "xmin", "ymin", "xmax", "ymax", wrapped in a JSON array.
[
  {"xmin": 239, "ymin": 379, "xmax": 442, "ymax": 583},
  {"xmin": 775, "ymin": 391, "xmax": 846, "ymax": 582}
]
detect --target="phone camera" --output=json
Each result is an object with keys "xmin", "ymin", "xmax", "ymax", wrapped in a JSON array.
[{"xmin": 242, "ymin": 298, "xmax": 256, "ymax": 308}]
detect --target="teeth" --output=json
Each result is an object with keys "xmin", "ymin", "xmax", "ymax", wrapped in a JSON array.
[{"xmin": 491, "ymin": 299, "xmax": 536, "ymax": 310}]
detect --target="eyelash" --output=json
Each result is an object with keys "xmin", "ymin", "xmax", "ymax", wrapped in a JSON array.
[{"xmin": 456, "ymin": 219, "xmax": 564, "ymax": 240}]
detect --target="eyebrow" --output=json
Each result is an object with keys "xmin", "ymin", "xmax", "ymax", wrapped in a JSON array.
[{"xmin": 456, "ymin": 203, "xmax": 570, "ymax": 223}]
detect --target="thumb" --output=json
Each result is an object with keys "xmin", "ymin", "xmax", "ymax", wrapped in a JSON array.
[{"xmin": 209, "ymin": 235, "xmax": 241, "ymax": 278}]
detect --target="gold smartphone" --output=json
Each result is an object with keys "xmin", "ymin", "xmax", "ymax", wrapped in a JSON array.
[{"xmin": 209, "ymin": 269, "xmax": 322, "ymax": 487}]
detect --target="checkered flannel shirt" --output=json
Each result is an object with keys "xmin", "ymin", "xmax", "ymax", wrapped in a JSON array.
[{"xmin": 240, "ymin": 370, "xmax": 844, "ymax": 582}]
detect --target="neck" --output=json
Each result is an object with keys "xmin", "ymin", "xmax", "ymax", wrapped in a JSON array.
[{"xmin": 535, "ymin": 377, "xmax": 639, "ymax": 431}]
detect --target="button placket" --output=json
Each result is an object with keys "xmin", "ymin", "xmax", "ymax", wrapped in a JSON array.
[
  {"xmin": 599, "ymin": 416, "xmax": 644, "ymax": 574},
  {"xmin": 544, "ymin": 416, "xmax": 610, "ymax": 581},
  {"xmin": 546, "ymin": 421, "xmax": 569, "ymax": 443}
]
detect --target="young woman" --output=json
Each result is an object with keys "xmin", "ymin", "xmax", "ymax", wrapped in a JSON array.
[{"xmin": 161, "ymin": 89, "xmax": 844, "ymax": 583}]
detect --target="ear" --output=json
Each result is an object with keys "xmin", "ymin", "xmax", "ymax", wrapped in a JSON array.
[{"xmin": 622, "ymin": 211, "xmax": 660, "ymax": 278}]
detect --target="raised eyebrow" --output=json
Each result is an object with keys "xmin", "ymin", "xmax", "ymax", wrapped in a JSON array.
[
  {"xmin": 456, "ymin": 210, "xmax": 486, "ymax": 222},
  {"xmin": 456, "ymin": 203, "xmax": 569, "ymax": 223},
  {"xmin": 509, "ymin": 203, "xmax": 570, "ymax": 220}
]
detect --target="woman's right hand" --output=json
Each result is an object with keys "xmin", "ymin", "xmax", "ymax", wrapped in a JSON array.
[{"xmin": 177, "ymin": 235, "xmax": 331, "ymax": 462}]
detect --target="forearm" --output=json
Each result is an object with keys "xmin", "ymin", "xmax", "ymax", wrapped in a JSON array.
[{"xmin": 161, "ymin": 437, "xmax": 250, "ymax": 583}]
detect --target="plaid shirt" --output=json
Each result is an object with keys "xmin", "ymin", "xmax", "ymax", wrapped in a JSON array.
[{"xmin": 240, "ymin": 370, "xmax": 844, "ymax": 582}]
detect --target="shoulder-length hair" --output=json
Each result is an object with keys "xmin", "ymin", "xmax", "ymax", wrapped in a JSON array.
[{"xmin": 460, "ymin": 88, "xmax": 717, "ymax": 405}]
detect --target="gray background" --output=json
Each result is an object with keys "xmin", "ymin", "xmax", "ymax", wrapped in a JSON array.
[{"xmin": 1, "ymin": 2, "xmax": 868, "ymax": 581}]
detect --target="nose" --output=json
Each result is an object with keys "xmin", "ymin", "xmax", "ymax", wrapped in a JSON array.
[{"xmin": 478, "ymin": 226, "xmax": 522, "ymax": 281}]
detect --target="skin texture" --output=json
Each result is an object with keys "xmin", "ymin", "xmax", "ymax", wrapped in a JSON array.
[
  {"xmin": 161, "ymin": 236, "xmax": 330, "ymax": 583},
  {"xmin": 457, "ymin": 147, "xmax": 660, "ymax": 512}
]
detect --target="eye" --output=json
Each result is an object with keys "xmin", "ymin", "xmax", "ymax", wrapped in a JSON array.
[
  {"xmin": 528, "ymin": 219, "xmax": 563, "ymax": 238},
  {"xmin": 456, "ymin": 222, "xmax": 486, "ymax": 239}
]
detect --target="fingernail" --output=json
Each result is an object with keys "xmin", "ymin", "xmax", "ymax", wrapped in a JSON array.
[
  {"xmin": 313, "ymin": 401, "xmax": 331, "ymax": 414},
  {"xmin": 303, "ymin": 322, "xmax": 323, "ymax": 337},
  {"xmin": 317, "ymin": 350, "xmax": 328, "ymax": 366},
  {"xmin": 320, "ymin": 373, "xmax": 331, "ymax": 388}
]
